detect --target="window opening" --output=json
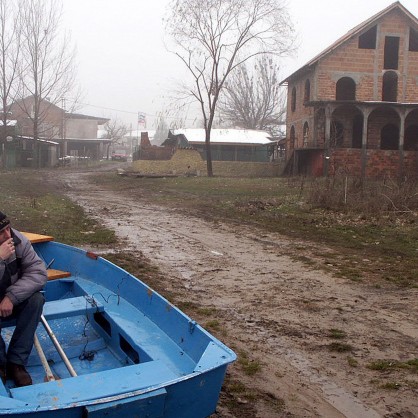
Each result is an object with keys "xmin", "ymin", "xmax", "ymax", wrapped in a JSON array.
[
  {"xmin": 384, "ymin": 36, "xmax": 400, "ymax": 69},
  {"xmin": 291, "ymin": 87, "xmax": 296, "ymax": 112},
  {"xmin": 336, "ymin": 77, "xmax": 356, "ymax": 100},
  {"xmin": 381, "ymin": 124, "xmax": 399, "ymax": 150},
  {"xmin": 409, "ymin": 28, "xmax": 418, "ymax": 52},
  {"xmin": 289, "ymin": 125, "xmax": 296, "ymax": 149},
  {"xmin": 382, "ymin": 71, "xmax": 398, "ymax": 102},
  {"xmin": 359, "ymin": 26, "xmax": 377, "ymax": 49},
  {"xmin": 304, "ymin": 79, "xmax": 311, "ymax": 102}
]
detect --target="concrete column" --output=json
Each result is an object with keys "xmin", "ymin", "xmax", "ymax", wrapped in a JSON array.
[
  {"xmin": 323, "ymin": 105, "xmax": 332, "ymax": 176},
  {"xmin": 399, "ymin": 111, "xmax": 405, "ymax": 178},
  {"xmin": 361, "ymin": 109, "xmax": 370, "ymax": 180}
]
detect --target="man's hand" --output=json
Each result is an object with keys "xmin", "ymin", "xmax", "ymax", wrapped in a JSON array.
[
  {"xmin": 0, "ymin": 238, "xmax": 15, "ymax": 261},
  {"xmin": 0, "ymin": 295, "xmax": 13, "ymax": 317}
]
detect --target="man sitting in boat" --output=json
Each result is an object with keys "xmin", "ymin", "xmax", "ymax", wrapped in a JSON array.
[{"xmin": 0, "ymin": 211, "xmax": 47, "ymax": 387}]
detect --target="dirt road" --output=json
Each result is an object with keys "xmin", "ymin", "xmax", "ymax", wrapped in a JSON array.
[{"xmin": 60, "ymin": 170, "xmax": 418, "ymax": 418}]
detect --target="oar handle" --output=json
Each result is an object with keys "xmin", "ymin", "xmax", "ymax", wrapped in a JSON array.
[
  {"xmin": 40, "ymin": 315, "xmax": 77, "ymax": 377},
  {"xmin": 33, "ymin": 334, "xmax": 55, "ymax": 382}
]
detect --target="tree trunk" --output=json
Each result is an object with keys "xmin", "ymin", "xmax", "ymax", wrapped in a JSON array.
[{"xmin": 205, "ymin": 130, "xmax": 213, "ymax": 177}]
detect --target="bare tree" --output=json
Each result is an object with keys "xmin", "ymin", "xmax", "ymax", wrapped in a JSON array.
[
  {"xmin": 166, "ymin": 0, "xmax": 294, "ymax": 176},
  {"xmin": 219, "ymin": 56, "xmax": 286, "ymax": 135},
  {"xmin": 0, "ymin": 0, "xmax": 21, "ymax": 166},
  {"xmin": 153, "ymin": 113, "xmax": 170, "ymax": 146},
  {"xmin": 15, "ymin": 0, "xmax": 77, "ymax": 167},
  {"xmin": 102, "ymin": 119, "xmax": 128, "ymax": 159}
]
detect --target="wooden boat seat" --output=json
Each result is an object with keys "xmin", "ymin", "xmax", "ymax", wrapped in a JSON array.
[
  {"xmin": 47, "ymin": 269, "xmax": 71, "ymax": 280},
  {"xmin": 21, "ymin": 232, "xmax": 54, "ymax": 243},
  {"xmin": 21, "ymin": 232, "xmax": 72, "ymax": 281}
]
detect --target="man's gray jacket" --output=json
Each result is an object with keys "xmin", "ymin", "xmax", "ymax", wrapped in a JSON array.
[{"xmin": 0, "ymin": 229, "xmax": 47, "ymax": 305}]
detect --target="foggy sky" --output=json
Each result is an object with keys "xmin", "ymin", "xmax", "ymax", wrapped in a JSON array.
[{"xmin": 62, "ymin": 0, "xmax": 418, "ymax": 130}]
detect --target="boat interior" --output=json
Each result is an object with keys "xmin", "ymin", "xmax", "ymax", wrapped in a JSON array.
[{"xmin": 0, "ymin": 233, "xmax": 231, "ymax": 411}]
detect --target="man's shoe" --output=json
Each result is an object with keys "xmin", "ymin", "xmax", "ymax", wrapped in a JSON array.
[
  {"xmin": 7, "ymin": 363, "xmax": 32, "ymax": 387},
  {"xmin": 0, "ymin": 365, "xmax": 6, "ymax": 384}
]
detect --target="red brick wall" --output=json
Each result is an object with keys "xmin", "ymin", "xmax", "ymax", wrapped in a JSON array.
[
  {"xmin": 317, "ymin": 9, "xmax": 418, "ymax": 102},
  {"xmin": 329, "ymin": 149, "xmax": 418, "ymax": 178},
  {"xmin": 286, "ymin": 73, "xmax": 316, "ymax": 150}
]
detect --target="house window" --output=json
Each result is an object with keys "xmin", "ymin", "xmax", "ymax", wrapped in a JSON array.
[
  {"xmin": 404, "ymin": 125, "xmax": 418, "ymax": 150},
  {"xmin": 409, "ymin": 28, "xmax": 418, "ymax": 52},
  {"xmin": 384, "ymin": 36, "xmax": 400, "ymax": 70},
  {"xmin": 382, "ymin": 71, "xmax": 398, "ymax": 102},
  {"xmin": 330, "ymin": 121, "xmax": 344, "ymax": 148},
  {"xmin": 304, "ymin": 79, "xmax": 311, "ymax": 103},
  {"xmin": 336, "ymin": 77, "xmax": 356, "ymax": 100},
  {"xmin": 290, "ymin": 125, "xmax": 296, "ymax": 148},
  {"xmin": 381, "ymin": 124, "xmax": 399, "ymax": 150},
  {"xmin": 352, "ymin": 115, "xmax": 363, "ymax": 148},
  {"xmin": 303, "ymin": 122, "xmax": 309, "ymax": 146},
  {"xmin": 359, "ymin": 25, "xmax": 377, "ymax": 49},
  {"xmin": 291, "ymin": 87, "xmax": 296, "ymax": 112}
]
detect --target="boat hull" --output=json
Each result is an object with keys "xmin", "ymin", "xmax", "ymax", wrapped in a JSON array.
[{"xmin": 0, "ymin": 241, "xmax": 236, "ymax": 417}]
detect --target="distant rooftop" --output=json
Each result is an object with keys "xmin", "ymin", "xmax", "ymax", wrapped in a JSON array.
[{"xmin": 171, "ymin": 128, "xmax": 274, "ymax": 145}]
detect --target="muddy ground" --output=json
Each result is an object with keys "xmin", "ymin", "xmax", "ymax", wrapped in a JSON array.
[{"xmin": 56, "ymin": 168, "xmax": 417, "ymax": 418}]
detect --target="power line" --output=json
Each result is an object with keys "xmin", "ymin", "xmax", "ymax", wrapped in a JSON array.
[{"xmin": 65, "ymin": 98, "xmax": 200, "ymax": 123}]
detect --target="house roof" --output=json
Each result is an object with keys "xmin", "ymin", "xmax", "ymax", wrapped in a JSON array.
[
  {"xmin": 65, "ymin": 113, "xmax": 109, "ymax": 123},
  {"xmin": 124, "ymin": 130, "xmax": 156, "ymax": 138},
  {"xmin": 17, "ymin": 135, "xmax": 59, "ymax": 145},
  {"xmin": 171, "ymin": 129, "xmax": 274, "ymax": 145},
  {"xmin": 280, "ymin": 1, "xmax": 418, "ymax": 85},
  {"xmin": 0, "ymin": 120, "xmax": 17, "ymax": 126}
]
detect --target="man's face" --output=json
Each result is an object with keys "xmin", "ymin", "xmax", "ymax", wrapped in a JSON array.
[{"xmin": 0, "ymin": 225, "xmax": 11, "ymax": 245}]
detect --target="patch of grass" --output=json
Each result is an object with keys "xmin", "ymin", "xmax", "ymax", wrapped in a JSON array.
[
  {"xmin": 405, "ymin": 358, "xmax": 418, "ymax": 371},
  {"xmin": 237, "ymin": 350, "xmax": 262, "ymax": 376},
  {"xmin": 197, "ymin": 307, "xmax": 218, "ymax": 316},
  {"xmin": 300, "ymin": 299, "xmax": 321, "ymax": 312},
  {"xmin": 205, "ymin": 319, "xmax": 221, "ymax": 331},
  {"xmin": 347, "ymin": 356, "xmax": 358, "ymax": 367},
  {"xmin": 328, "ymin": 328, "xmax": 347, "ymax": 339},
  {"xmin": 327, "ymin": 342, "xmax": 353, "ymax": 353},
  {"xmin": 367, "ymin": 360, "xmax": 398, "ymax": 371},
  {"xmin": 379, "ymin": 382, "xmax": 401, "ymax": 390},
  {"xmin": 367, "ymin": 358, "xmax": 418, "ymax": 374},
  {"xmin": 291, "ymin": 255, "xmax": 316, "ymax": 266},
  {"xmin": 0, "ymin": 171, "xmax": 116, "ymax": 246}
]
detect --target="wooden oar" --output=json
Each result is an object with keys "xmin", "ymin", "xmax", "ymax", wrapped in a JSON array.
[
  {"xmin": 33, "ymin": 334, "xmax": 55, "ymax": 382},
  {"xmin": 40, "ymin": 315, "xmax": 77, "ymax": 377}
]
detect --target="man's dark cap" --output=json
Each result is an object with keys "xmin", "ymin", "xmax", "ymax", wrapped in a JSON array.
[{"xmin": 0, "ymin": 211, "xmax": 10, "ymax": 231}]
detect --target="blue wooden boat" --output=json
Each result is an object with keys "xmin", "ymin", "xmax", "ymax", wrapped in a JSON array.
[{"xmin": 1, "ymin": 233, "xmax": 236, "ymax": 417}]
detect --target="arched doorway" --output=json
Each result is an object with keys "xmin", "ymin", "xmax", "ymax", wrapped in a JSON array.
[
  {"xmin": 381, "ymin": 124, "xmax": 399, "ymax": 150},
  {"xmin": 336, "ymin": 77, "xmax": 356, "ymax": 100},
  {"xmin": 404, "ymin": 125, "xmax": 418, "ymax": 150}
]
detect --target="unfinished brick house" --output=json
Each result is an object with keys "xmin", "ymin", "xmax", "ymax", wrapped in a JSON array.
[{"xmin": 281, "ymin": 1, "xmax": 418, "ymax": 178}]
